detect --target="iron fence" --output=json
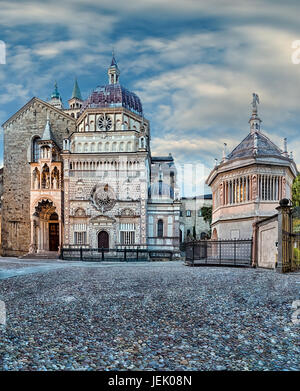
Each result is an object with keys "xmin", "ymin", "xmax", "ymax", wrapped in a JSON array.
[
  {"xmin": 185, "ymin": 239, "xmax": 253, "ymax": 267},
  {"xmin": 282, "ymin": 233, "xmax": 300, "ymax": 273},
  {"xmin": 61, "ymin": 247, "xmax": 149, "ymax": 262},
  {"xmin": 279, "ymin": 205, "xmax": 300, "ymax": 273}
]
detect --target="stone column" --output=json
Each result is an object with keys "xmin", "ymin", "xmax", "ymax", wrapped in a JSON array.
[
  {"xmin": 252, "ymin": 219, "xmax": 259, "ymax": 267},
  {"xmin": 276, "ymin": 203, "xmax": 292, "ymax": 273},
  {"xmin": 259, "ymin": 175, "xmax": 262, "ymax": 200}
]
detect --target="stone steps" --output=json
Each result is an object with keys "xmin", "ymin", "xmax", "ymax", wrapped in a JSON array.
[{"xmin": 20, "ymin": 252, "xmax": 59, "ymax": 260}]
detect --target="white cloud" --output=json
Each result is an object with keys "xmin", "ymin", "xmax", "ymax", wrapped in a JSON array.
[
  {"xmin": 34, "ymin": 40, "xmax": 85, "ymax": 58},
  {"xmin": 129, "ymin": 25, "xmax": 300, "ymax": 173}
]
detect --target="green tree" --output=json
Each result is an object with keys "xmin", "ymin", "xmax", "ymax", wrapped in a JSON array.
[
  {"xmin": 292, "ymin": 174, "xmax": 300, "ymax": 206},
  {"xmin": 201, "ymin": 206, "xmax": 212, "ymax": 225}
]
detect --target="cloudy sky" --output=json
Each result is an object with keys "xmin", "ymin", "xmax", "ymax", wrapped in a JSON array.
[{"xmin": 0, "ymin": 0, "xmax": 300, "ymax": 195}]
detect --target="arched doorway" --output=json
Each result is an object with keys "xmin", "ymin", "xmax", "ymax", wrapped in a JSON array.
[
  {"xmin": 98, "ymin": 231, "xmax": 109, "ymax": 250},
  {"xmin": 31, "ymin": 199, "xmax": 60, "ymax": 253}
]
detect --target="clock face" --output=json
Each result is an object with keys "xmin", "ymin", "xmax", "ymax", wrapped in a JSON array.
[{"xmin": 98, "ymin": 115, "xmax": 112, "ymax": 131}]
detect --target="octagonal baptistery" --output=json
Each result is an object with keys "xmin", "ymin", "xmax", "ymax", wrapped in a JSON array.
[{"xmin": 206, "ymin": 98, "xmax": 298, "ymax": 241}]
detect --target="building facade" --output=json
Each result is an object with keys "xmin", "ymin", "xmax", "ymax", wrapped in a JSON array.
[
  {"xmin": 206, "ymin": 94, "xmax": 298, "ymax": 241},
  {"xmin": 1, "ymin": 57, "xmax": 180, "ymax": 257},
  {"xmin": 179, "ymin": 195, "xmax": 212, "ymax": 242}
]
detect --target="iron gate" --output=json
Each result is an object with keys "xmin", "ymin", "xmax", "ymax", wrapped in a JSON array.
[
  {"xmin": 280, "ymin": 205, "xmax": 300, "ymax": 273},
  {"xmin": 185, "ymin": 239, "xmax": 253, "ymax": 267}
]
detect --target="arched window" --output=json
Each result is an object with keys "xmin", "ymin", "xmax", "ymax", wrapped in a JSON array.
[
  {"xmin": 157, "ymin": 219, "xmax": 164, "ymax": 238},
  {"xmin": 41, "ymin": 164, "xmax": 50, "ymax": 189},
  {"xmin": 32, "ymin": 136, "xmax": 40, "ymax": 162}
]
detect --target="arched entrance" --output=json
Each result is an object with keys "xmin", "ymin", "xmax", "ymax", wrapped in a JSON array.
[
  {"xmin": 31, "ymin": 199, "xmax": 60, "ymax": 253},
  {"xmin": 98, "ymin": 231, "xmax": 109, "ymax": 250}
]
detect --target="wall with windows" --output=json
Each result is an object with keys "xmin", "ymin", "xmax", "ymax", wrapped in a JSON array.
[
  {"xmin": 179, "ymin": 196, "xmax": 212, "ymax": 241},
  {"xmin": 147, "ymin": 201, "xmax": 181, "ymax": 254}
]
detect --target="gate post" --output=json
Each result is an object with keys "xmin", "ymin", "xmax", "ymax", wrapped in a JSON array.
[
  {"xmin": 276, "ymin": 199, "xmax": 293, "ymax": 273},
  {"xmin": 80, "ymin": 246, "xmax": 83, "ymax": 261},
  {"xmin": 124, "ymin": 247, "xmax": 127, "ymax": 262},
  {"xmin": 252, "ymin": 220, "xmax": 258, "ymax": 267},
  {"xmin": 101, "ymin": 247, "xmax": 104, "ymax": 261}
]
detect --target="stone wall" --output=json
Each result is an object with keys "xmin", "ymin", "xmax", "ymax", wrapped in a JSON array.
[
  {"xmin": 1, "ymin": 98, "xmax": 75, "ymax": 256},
  {"xmin": 180, "ymin": 196, "xmax": 212, "ymax": 240},
  {"xmin": 255, "ymin": 215, "xmax": 278, "ymax": 269}
]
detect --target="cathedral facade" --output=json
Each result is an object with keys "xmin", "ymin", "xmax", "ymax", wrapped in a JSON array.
[{"xmin": 1, "ymin": 57, "xmax": 181, "ymax": 257}]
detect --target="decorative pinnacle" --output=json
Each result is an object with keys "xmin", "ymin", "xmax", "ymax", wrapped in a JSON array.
[
  {"xmin": 51, "ymin": 81, "xmax": 61, "ymax": 99},
  {"xmin": 284, "ymin": 137, "xmax": 287, "ymax": 153},
  {"xmin": 251, "ymin": 93, "xmax": 259, "ymax": 113},
  {"xmin": 222, "ymin": 143, "xmax": 227, "ymax": 160},
  {"xmin": 249, "ymin": 92, "xmax": 261, "ymax": 133}
]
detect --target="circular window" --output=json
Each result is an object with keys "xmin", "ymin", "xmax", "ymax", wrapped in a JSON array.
[{"xmin": 90, "ymin": 183, "xmax": 116, "ymax": 213}]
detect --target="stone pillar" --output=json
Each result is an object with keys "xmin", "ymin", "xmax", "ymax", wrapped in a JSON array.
[
  {"xmin": 252, "ymin": 219, "xmax": 259, "ymax": 267},
  {"xmin": 276, "ymin": 202, "xmax": 292, "ymax": 273}
]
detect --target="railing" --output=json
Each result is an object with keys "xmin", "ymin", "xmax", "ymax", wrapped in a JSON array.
[
  {"xmin": 185, "ymin": 239, "xmax": 253, "ymax": 267},
  {"xmin": 61, "ymin": 247, "xmax": 149, "ymax": 262},
  {"xmin": 282, "ymin": 233, "xmax": 300, "ymax": 273},
  {"xmin": 279, "ymin": 204, "xmax": 300, "ymax": 273}
]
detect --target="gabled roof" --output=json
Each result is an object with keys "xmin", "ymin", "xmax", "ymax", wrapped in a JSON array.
[
  {"xmin": 227, "ymin": 130, "xmax": 283, "ymax": 160},
  {"xmin": 2, "ymin": 97, "xmax": 76, "ymax": 127}
]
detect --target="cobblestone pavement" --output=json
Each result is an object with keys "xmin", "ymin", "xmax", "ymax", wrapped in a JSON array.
[{"xmin": 0, "ymin": 259, "xmax": 299, "ymax": 371}]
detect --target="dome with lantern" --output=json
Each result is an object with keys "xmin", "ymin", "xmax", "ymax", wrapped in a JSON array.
[{"xmin": 80, "ymin": 55, "xmax": 143, "ymax": 116}]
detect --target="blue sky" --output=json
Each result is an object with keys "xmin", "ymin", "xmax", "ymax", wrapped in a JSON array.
[{"xmin": 0, "ymin": 0, "xmax": 300, "ymax": 195}]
